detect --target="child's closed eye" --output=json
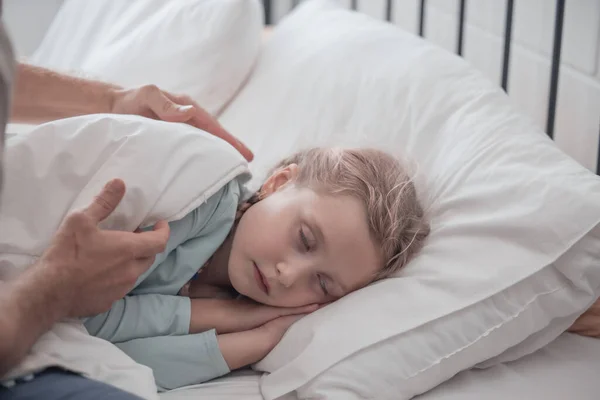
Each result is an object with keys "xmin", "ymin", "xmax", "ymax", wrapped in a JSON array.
[
  {"xmin": 317, "ymin": 274, "xmax": 329, "ymax": 296},
  {"xmin": 299, "ymin": 227, "xmax": 311, "ymax": 251}
]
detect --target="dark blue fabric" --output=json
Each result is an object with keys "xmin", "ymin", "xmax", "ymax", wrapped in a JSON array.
[{"xmin": 0, "ymin": 369, "xmax": 143, "ymax": 400}]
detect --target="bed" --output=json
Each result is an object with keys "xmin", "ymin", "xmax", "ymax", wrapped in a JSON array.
[
  {"xmin": 156, "ymin": 1, "xmax": 600, "ymax": 399},
  {"xmin": 4, "ymin": 0, "xmax": 600, "ymax": 399},
  {"xmin": 158, "ymin": 333, "xmax": 600, "ymax": 400}
]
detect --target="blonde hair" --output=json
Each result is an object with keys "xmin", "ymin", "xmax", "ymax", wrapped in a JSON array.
[{"xmin": 243, "ymin": 147, "xmax": 429, "ymax": 280}]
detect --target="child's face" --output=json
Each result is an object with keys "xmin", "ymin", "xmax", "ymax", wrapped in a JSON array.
[{"xmin": 228, "ymin": 166, "xmax": 381, "ymax": 307}]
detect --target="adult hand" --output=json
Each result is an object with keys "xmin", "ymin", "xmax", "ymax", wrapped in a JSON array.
[
  {"xmin": 568, "ymin": 298, "xmax": 600, "ymax": 338},
  {"xmin": 110, "ymin": 85, "xmax": 253, "ymax": 161},
  {"xmin": 39, "ymin": 178, "xmax": 170, "ymax": 318}
]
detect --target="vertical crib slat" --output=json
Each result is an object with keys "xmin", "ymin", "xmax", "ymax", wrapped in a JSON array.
[
  {"xmin": 597, "ymin": 121, "xmax": 600, "ymax": 175},
  {"xmin": 263, "ymin": 0, "xmax": 272, "ymax": 25},
  {"xmin": 501, "ymin": 0, "xmax": 514, "ymax": 91},
  {"xmin": 457, "ymin": 0, "xmax": 466, "ymax": 55},
  {"xmin": 418, "ymin": 0, "xmax": 426, "ymax": 36},
  {"xmin": 546, "ymin": 0, "xmax": 565, "ymax": 139}
]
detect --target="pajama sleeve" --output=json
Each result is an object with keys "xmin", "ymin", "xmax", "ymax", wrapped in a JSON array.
[{"xmin": 114, "ymin": 330, "xmax": 230, "ymax": 391}]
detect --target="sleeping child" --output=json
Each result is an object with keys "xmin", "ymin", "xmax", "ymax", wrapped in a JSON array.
[{"xmin": 84, "ymin": 146, "xmax": 430, "ymax": 391}]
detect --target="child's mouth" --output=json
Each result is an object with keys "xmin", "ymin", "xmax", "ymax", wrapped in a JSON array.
[{"xmin": 253, "ymin": 262, "xmax": 270, "ymax": 295}]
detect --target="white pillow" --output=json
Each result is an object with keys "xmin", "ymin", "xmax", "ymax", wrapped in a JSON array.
[
  {"xmin": 219, "ymin": 1, "xmax": 600, "ymax": 399},
  {"xmin": 1, "ymin": 114, "xmax": 250, "ymax": 258},
  {"xmin": 29, "ymin": 0, "xmax": 263, "ymax": 115}
]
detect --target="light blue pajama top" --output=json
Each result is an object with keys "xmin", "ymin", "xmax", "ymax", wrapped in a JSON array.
[{"xmin": 84, "ymin": 179, "xmax": 242, "ymax": 391}]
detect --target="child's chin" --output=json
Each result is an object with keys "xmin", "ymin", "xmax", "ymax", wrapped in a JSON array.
[{"xmin": 230, "ymin": 277, "xmax": 257, "ymax": 302}]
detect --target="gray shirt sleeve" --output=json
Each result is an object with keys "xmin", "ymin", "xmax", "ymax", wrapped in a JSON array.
[{"xmin": 115, "ymin": 330, "xmax": 230, "ymax": 392}]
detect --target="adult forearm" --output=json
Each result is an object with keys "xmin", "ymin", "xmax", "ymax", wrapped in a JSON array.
[
  {"xmin": 0, "ymin": 263, "xmax": 68, "ymax": 376},
  {"xmin": 10, "ymin": 62, "xmax": 120, "ymax": 123}
]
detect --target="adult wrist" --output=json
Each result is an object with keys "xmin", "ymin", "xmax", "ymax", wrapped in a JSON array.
[
  {"xmin": 27, "ymin": 259, "xmax": 73, "ymax": 321},
  {"xmin": 106, "ymin": 86, "xmax": 122, "ymax": 114},
  {"xmin": 0, "ymin": 262, "xmax": 71, "ymax": 375}
]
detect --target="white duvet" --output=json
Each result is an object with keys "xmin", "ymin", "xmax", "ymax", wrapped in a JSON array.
[{"xmin": 0, "ymin": 114, "xmax": 250, "ymax": 398}]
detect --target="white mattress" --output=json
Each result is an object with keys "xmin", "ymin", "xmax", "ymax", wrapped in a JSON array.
[
  {"xmin": 161, "ymin": 333, "xmax": 600, "ymax": 400},
  {"xmin": 159, "ymin": 370, "xmax": 274, "ymax": 400}
]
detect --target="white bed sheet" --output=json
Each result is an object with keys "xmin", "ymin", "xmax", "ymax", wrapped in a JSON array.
[
  {"xmin": 161, "ymin": 333, "xmax": 600, "ymax": 400},
  {"xmin": 159, "ymin": 370, "xmax": 271, "ymax": 400},
  {"xmin": 417, "ymin": 333, "xmax": 600, "ymax": 400}
]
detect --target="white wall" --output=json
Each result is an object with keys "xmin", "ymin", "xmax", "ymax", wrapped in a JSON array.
[
  {"xmin": 274, "ymin": 0, "xmax": 600, "ymax": 173},
  {"xmin": 3, "ymin": 0, "xmax": 64, "ymax": 57}
]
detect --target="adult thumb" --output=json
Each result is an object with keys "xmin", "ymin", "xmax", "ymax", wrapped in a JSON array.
[{"xmin": 83, "ymin": 179, "xmax": 126, "ymax": 224}]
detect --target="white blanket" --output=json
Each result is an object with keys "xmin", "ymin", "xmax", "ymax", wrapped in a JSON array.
[{"xmin": 0, "ymin": 114, "xmax": 250, "ymax": 398}]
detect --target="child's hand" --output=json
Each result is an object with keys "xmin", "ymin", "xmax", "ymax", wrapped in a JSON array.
[
  {"xmin": 189, "ymin": 298, "xmax": 318, "ymax": 334},
  {"xmin": 217, "ymin": 312, "xmax": 313, "ymax": 371},
  {"xmin": 234, "ymin": 299, "xmax": 318, "ymax": 331},
  {"xmin": 257, "ymin": 302, "xmax": 332, "ymax": 349},
  {"xmin": 256, "ymin": 314, "xmax": 310, "ymax": 349}
]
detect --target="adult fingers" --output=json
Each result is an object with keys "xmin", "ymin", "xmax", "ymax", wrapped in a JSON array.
[
  {"xmin": 128, "ymin": 220, "xmax": 170, "ymax": 258},
  {"xmin": 131, "ymin": 255, "xmax": 158, "ymax": 282},
  {"xmin": 142, "ymin": 86, "xmax": 190, "ymax": 121},
  {"xmin": 147, "ymin": 89, "xmax": 212, "ymax": 126},
  {"xmin": 191, "ymin": 114, "xmax": 254, "ymax": 162},
  {"xmin": 163, "ymin": 92, "xmax": 254, "ymax": 162},
  {"xmin": 82, "ymin": 179, "xmax": 126, "ymax": 224}
]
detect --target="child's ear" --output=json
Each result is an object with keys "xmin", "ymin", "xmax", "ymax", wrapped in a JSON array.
[{"xmin": 261, "ymin": 164, "xmax": 299, "ymax": 196}]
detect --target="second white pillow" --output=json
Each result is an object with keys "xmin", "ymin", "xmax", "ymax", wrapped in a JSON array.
[
  {"xmin": 30, "ymin": 0, "xmax": 263, "ymax": 115},
  {"xmin": 220, "ymin": 1, "xmax": 600, "ymax": 399}
]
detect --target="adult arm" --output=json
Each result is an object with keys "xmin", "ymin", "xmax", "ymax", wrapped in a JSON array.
[
  {"xmin": 10, "ymin": 63, "xmax": 117, "ymax": 123},
  {"xmin": 10, "ymin": 62, "xmax": 253, "ymax": 160},
  {"xmin": 0, "ymin": 262, "xmax": 74, "ymax": 376}
]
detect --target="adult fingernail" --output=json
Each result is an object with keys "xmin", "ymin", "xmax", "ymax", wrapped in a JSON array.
[
  {"xmin": 178, "ymin": 105, "xmax": 193, "ymax": 112},
  {"xmin": 238, "ymin": 141, "xmax": 254, "ymax": 161}
]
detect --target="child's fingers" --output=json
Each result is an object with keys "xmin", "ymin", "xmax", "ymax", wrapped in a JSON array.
[
  {"xmin": 296, "ymin": 304, "xmax": 319, "ymax": 314},
  {"xmin": 274, "ymin": 313, "xmax": 308, "ymax": 328},
  {"xmin": 318, "ymin": 301, "xmax": 333, "ymax": 309},
  {"xmin": 279, "ymin": 304, "xmax": 319, "ymax": 317}
]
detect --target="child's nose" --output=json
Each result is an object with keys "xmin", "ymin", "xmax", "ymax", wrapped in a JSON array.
[{"xmin": 275, "ymin": 261, "xmax": 302, "ymax": 288}]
